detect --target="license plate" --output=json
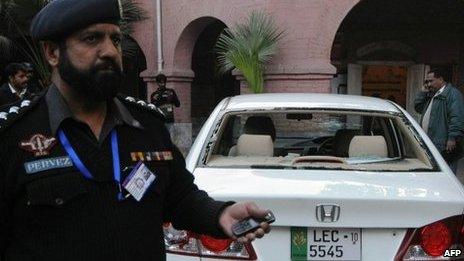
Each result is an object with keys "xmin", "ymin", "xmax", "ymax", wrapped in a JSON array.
[{"xmin": 291, "ymin": 227, "xmax": 361, "ymax": 261}]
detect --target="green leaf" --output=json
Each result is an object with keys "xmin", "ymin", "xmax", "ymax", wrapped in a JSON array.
[
  {"xmin": 0, "ymin": 0, "xmax": 149, "ymax": 87},
  {"xmin": 214, "ymin": 10, "xmax": 284, "ymax": 93}
]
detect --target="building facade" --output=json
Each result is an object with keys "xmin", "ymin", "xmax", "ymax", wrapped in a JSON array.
[{"xmin": 130, "ymin": 0, "xmax": 464, "ymax": 152}]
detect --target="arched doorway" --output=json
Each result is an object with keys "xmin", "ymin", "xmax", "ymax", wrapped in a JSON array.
[
  {"xmin": 331, "ymin": 0, "xmax": 464, "ymax": 116},
  {"xmin": 190, "ymin": 20, "xmax": 239, "ymax": 138},
  {"xmin": 120, "ymin": 36, "xmax": 147, "ymax": 100}
]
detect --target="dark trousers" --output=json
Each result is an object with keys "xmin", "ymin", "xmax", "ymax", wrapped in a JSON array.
[
  {"xmin": 443, "ymin": 151, "xmax": 461, "ymax": 174},
  {"xmin": 447, "ymin": 158, "xmax": 459, "ymax": 174}
]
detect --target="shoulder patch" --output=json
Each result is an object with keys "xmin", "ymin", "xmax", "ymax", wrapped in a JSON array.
[
  {"xmin": 116, "ymin": 95, "xmax": 166, "ymax": 121},
  {"xmin": 0, "ymin": 93, "xmax": 43, "ymax": 133}
]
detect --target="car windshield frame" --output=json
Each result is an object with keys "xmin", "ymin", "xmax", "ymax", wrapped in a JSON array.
[{"xmin": 197, "ymin": 108, "xmax": 439, "ymax": 172}]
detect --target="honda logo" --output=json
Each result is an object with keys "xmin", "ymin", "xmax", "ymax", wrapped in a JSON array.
[{"xmin": 316, "ymin": 204, "xmax": 340, "ymax": 223}]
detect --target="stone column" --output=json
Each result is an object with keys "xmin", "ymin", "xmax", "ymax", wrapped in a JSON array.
[{"xmin": 140, "ymin": 70, "xmax": 159, "ymax": 101}]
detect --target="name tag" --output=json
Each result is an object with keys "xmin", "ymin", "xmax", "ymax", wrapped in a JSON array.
[
  {"xmin": 122, "ymin": 162, "xmax": 156, "ymax": 201},
  {"xmin": 24, "ymin": 156, "xmax": 73, "ymax": 174}
]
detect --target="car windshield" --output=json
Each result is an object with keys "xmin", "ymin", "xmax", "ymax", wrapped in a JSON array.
[{"xmin": 204, "ymin": 110, "xmax": 435, "ymax": 171}]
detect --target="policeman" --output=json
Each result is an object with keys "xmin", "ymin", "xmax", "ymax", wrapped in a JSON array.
[
  {"xmin": 0, "ymin": 1, "xmax": 270, "ymax": 260},
  {"xmin": 0, "ymin": 63, "xmax": 31, "ymax": 106},
  {"xmin": 150, "ymin": 74, "xmax": 180, "ymax": 123}
]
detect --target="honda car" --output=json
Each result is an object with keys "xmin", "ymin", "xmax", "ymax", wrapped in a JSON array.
[{"xmin": 166, "ymin": 93, "xmax": 464, "ymax": 261}]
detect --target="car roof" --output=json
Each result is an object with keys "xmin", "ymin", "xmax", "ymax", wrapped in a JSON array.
[{"xmin": 224, "ymin": 93, "xmax": 401, "ymax": 113}]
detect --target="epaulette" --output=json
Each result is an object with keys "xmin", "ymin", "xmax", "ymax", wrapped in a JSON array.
[
  {"xmin": 116, "ymin": 95, "xmax": 166, "ymax": 122},
  {"xmin": 0, "ymin": 92, "xmax": 44, "ymax": 133}
]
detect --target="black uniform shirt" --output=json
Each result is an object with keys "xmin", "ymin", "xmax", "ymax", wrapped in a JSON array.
[
  {"xmin": 0, "ymin": 85, "xmax": 229, "ymax": 261},
  {"xmin": 45, "ymin": 86, "xmax": 144, "ymax": 181},
  {"xmin": 150, "ymin": 88, "xmax": 180, "ymax": 123},
  {"xmin": 0, "ymin": 83, "xmax": 32, "ymax": 107}
]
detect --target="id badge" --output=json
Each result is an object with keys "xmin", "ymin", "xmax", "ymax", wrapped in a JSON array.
[{"xmin": 122, "ymin": 162, "xmax": 156, "ymax": 201}]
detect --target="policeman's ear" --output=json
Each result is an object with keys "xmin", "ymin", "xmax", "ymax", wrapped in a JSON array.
[{"xmin": 42, "ymin": 41, "xmax": 61, "ymax": 67}]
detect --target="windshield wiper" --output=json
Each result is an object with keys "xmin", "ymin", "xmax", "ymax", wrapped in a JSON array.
[
  {"xmin": 250, "ymin": 165, "xmax": 293, "ymax": 169},
  {"xmin": 296, "ymin": 166, "xmax": 346, "ymax": 170},
  {"xmin": 346, "ymin": 157, "xmax": 401, "ymax": 165}
]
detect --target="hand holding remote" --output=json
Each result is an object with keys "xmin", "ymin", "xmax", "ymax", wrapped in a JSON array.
[
  {"xmin": 219, "ymin": 202, "xmax": 273, "ymax": 243},
  {"xmin": 232, "ymin": 212, "xmax": 275, "ymax": 237}
]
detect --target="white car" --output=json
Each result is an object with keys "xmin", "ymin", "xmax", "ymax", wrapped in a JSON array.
[{"xmin": 166, "ymin": 93, "xmax": 464, "ymax": 261}]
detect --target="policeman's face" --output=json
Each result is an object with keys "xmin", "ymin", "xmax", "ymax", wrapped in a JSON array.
[
  {"xmin": 58, "ymin": 23, "xmax": 123, "ymax": 102},
  {"xmin": 10, "ymin": 70, "xmax": 28, "ymax": 90},
  {"xmin": 157, "ymin": 81, "xmax": 166, "ymax": 88}
]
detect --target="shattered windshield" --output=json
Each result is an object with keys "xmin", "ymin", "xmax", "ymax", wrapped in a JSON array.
[{"xmin": 204, "ymin": 110, "xmax": 434, "ymax": 171}]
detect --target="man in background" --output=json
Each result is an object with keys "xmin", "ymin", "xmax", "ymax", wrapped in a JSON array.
[
  {"xmin": 150, "ymin": 73, "xmax": 180, "ymax": 123},
  {"xmin": 414, "ymin": 67, "xmax": 464, "ymax": 173},
  {"xmin": 0, "ymin": 62, "xmax": 30, "ymax": 106}
]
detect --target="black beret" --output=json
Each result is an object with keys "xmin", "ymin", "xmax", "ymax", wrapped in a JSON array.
[{"xmin": 30, "ymin": 0, "xmax": 122, "ymax": 41}]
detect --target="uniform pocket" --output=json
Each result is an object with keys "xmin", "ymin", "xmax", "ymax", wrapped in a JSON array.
[{"xmin": 26, "ymin": 172, "xmax": 87, "ymax": 207}]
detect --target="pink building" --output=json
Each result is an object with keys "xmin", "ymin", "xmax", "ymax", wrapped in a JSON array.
[{"xmin": 129, "ymin": 0, "xmax": 464, "ymax": 152}]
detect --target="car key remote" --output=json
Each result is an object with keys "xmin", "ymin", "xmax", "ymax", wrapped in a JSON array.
[{"xmin": 232, "ymin": 212, "xmax": 275, "ymax": 237}]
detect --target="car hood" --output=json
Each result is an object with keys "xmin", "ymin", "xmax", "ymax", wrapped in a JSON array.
[{"xmin": 192, "ymin": 168, "xmax": 464, "ymax": 228}]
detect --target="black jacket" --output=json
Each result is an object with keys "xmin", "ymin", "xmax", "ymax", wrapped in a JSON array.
[
  {"xmin": 0, "ymin": 88, "xmax": 230, "ymax": 261},
  {"xmin": 0, "ymin": 83, "xmax": 31, "ymax": 107}
]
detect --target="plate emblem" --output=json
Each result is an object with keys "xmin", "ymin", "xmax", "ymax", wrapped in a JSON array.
[{"xmin": 316, "ymin": 204, "xmax": 340, "ymax": 223}]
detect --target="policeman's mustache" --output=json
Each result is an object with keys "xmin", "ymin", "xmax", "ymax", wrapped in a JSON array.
[{"xmin": 92, "ymin": 59, "xmax": 122, "ymax": 74}]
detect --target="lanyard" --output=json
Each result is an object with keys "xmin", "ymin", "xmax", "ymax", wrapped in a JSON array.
[{"xmin": 58, "ymin": 129, "xmax": 123, "ymax": 200}]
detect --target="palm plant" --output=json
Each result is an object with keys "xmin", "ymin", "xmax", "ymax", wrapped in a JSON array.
[
  {"xmin": 0, "ymin": 0, "xmax": 51, "ymax": 83},
  {"xmin": 0, "ymin": 0, "xmax": 17, "ymax": 62},
  {"xmin": 0, "ymin": 0, "xmax": 148, "ymax": 87},
  {"xmin": 120, "ymin": 0, "xmax": 149, "ymax": 36},
  {"xmin": 215, "ymin": 10, "xmax": 283, "ymax": 93}
]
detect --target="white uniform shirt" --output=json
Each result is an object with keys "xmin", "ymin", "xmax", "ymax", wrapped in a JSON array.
[
  {"xmin": 422, "ymin": 84, "xmax": 446, "ymax": 133},
  {"xmin": 8, "ymin": 83, "xmax": 27, "ymax": 98}
]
